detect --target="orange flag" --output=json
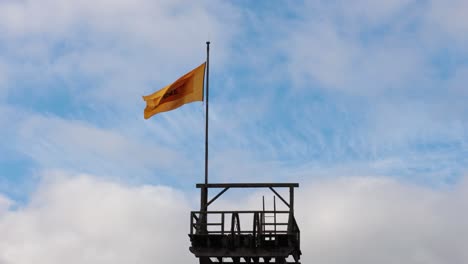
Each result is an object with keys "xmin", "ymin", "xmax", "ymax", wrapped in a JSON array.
[{"xmin": 143, "ymin": 62, "xmax": 206, "ymax": 119}]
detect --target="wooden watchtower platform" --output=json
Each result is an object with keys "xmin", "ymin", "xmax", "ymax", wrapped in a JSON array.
[{"xmin": 189, "ymin": 183, "xmax": 301, "ymax": 264}]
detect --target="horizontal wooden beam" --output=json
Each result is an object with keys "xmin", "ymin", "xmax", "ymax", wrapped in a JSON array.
[
  {"xmin": 191, "ymin": 210, "xmax": 290, "ymax": 214},
  {"xmin": 196, "ymin": 183, "xmax": 299, "ymax": 188}
]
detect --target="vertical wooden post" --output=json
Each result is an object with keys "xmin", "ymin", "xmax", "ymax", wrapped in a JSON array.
[
  {"xmin": 273, "ymin": 196, "xmax": 277, "ymax": 235},
  {"xmin": 199, "ymin": 186, "xmax": 208, "ymax": 234},
  {"xmin": 289, "ymin": 187, "xmax": 294, "ymax": 214},
  {"xmin": 288, "ymin": 187, "xmax": 294, "ymax": 233}
]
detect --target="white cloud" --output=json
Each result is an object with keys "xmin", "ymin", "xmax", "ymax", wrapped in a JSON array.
[
  {"xmin": 283, "ymin": 0, "xmax": 430, "ymax": 94},
  {"xmin": 0, "ymin": 171, "xmax": 192, "ymax": 264},
  {"xmin": 198, "ymin": 174, "xmax": 468, "ymax": 263},
  {"xmin": 2, "ymin": 172, "xmax": 466, "ymax": 264},
  {"xmin": 0, "ymin": 61, "xmax": 8, "ymax": 100},
  {"xmin": 252, "ymin": 0, "xmax": 468, "ymax": 179},
  {"xmin": 0, "ymin": 195, "xmax": 13, "ymax": 217},
  {"xmin": 282, "ymin": 0, "xmax": 468, "ymax": 96},
  {"xmin": 0, "ymin": 0, "xmax": 240, "ymax": 106},
  {"xmin": 13, "ymin": 112, "xmax": 186, "ymax": 180},
  {"xmin": 427, "ymin": 0, "xmax": 468, "ymax": 47},
  {"xmin": 297, "ymin": 176, "xmax": 468, "ymax": 263},
  {"xmin": 0, "ymin": 0, "xmax": 237, "ymax": 43}
]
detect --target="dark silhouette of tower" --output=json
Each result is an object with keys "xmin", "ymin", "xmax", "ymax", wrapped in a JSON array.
[{"xmin": 189, "ymin": 183, "xmax": 301, "ymax": 263}]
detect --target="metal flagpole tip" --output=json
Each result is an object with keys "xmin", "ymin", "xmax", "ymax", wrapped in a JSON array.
[{"xmin": 206, "ymin": 41, "xmax": 210, "ymax": 45}]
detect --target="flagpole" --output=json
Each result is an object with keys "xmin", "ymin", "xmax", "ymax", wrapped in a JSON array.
[
  {"xmin": 198, "ymin": 41, "xmax": 210, "ymax": 234},
  {"xmin": 204, "ymin": 41, "xmax": 210, "ymax": 185}
]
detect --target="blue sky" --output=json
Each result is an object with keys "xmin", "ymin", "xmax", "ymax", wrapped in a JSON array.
[
  {"xmin": 0, "ymin": 1, "xmax": 467, "ymax": 263},
  {"xmin": 1, "ymin": 0, "xmax": 466, "ymax": 197}
]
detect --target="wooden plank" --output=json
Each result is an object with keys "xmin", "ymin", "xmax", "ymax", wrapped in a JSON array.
[{"xmin": 196, "ymin": 183, "xmax": 299, "ymax": 188}]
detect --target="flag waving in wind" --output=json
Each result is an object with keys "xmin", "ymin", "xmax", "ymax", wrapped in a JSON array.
[{"xmin": 143, "ymin": 62, "xmax": 206, "ymax": 119}]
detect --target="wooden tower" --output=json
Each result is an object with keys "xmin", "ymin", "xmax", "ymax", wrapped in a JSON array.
[{"xmin": 189, "ymin": 183, "xmax": 301, "ymax": 263}]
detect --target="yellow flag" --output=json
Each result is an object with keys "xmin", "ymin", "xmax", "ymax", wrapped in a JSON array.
[{"xmin": 143, "ymin": 62, "xmax": 206, "ymax": 119}]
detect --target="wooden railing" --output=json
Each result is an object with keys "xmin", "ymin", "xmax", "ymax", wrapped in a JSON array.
[{"xmin": 190, "ymin": 210, "xmax": 295, "ymax": 236}]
